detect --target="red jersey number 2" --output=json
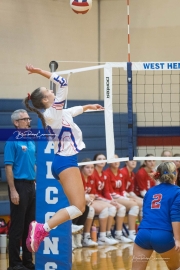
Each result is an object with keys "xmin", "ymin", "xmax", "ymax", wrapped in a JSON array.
[{"xmin": 151, "ymin": 194, "xmax": 162, "ymax": 209}]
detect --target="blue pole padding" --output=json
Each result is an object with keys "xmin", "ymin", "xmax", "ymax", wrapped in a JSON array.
[
  {"xmin": 127, "ymin": 62, "xmax": 133, "ymax": 160},
  {"xmin": 35, "ymin": 120, "xmax": 72, "ymax": 270}
]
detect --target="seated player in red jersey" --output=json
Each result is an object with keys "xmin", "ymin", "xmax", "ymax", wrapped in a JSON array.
[
  {"xmin": 92, "ymin": 153, "xmax": 132, "ymax": 243},
  {"xmin": 105, "ymin": 154, "xmax": 139, "ymax": 242},
  {"xmin": 120, "ymin": 160, "xmax": 143, "ymax": 221},
  {"xmin": 80, "ymin": 158, "xmax": 119, "ymax": 245},
  {"xmin": 134, "ymin": 154, "xmax": 156, "ymax": 198}
]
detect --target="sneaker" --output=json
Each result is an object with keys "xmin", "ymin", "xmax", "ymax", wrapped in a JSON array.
[
  {"xmin": 26, "ymin": 221, "xmax": 33, "ymax": 253},
  {"xmin": 115, "ymin": 234, "xmax": 132, "ymax": 243},
  {"xmin": 71, "ymin": 224, "xmax": 84, "ymax": 234},
  {"xmin": 98, "ymin": 236, "xmax": 118, "ymax": 246},
  {"xmin": 83, "ymin": 237, "xmax": 98, "ymax": 247},
  {"xmin": 26, "ymin": 221, "xmax": 49, "ymax": 252},
  {"xmin": 106, "ymin": 234, "xmax": 119, "ymax": 245},
  {"xmin": 23, "ymin": 262, "xmax": 35, "ymax": 270},
  {"xmin": 128, "ymin": 233, "xmax": 136, "ymax": 242},
  {"xmin": 74, "ymin": 234, "xmax": 82, "ymax": 248},
  {"xmin": 72, "ymin": 224, "xmax": 84, "ymax": 234},
  {"xmin": 7, "ymin": 266, "xmax": 29, "ymax": 270}
]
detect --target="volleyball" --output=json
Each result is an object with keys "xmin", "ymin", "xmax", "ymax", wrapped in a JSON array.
[{"xmin": 70, "ymin": 0, "xmax": 92, "ymax": 14}]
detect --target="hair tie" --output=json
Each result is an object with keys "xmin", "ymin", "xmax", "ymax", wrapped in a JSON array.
[
  {"xmin": 27, "ymin": 93, "xmax": 31, "ymax": 100},
  {"xmin": 153, "ymin": 172, "xmax": 161, "ymax": 180},
  {"xmin": 163, "ymin": 171, "xmax": 168, "ymax": 174}
]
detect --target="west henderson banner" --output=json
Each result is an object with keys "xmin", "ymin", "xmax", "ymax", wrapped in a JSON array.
[
  {"xmin": 132, "ymin": 62, "xmax": 180, "ymax": 70},
  {"xmin": 35, "ymin": 139, "xmax": 72, "ymax": 270}
]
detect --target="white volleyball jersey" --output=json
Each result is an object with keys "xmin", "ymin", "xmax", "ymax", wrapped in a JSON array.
[
  {"xmin": 43, "ymin": 73, "xmax": 85, "ymax": 156},
  {"xmin": 56, "ymin": 106, "xmax": 86, "ymax": 156},
  {"xmin": 43, "ymin": 72, "xmax": 68, "ymax": 129}
]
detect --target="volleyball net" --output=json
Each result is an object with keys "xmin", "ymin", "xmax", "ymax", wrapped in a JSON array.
[{"xmin": 56, "ymin": 62, "xmax": 180, "ymax": 163}]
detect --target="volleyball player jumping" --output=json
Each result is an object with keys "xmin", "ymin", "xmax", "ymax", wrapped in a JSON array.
[{"xmin": 24, "ymin": 64, "xmax": 104, "ymax": 252}]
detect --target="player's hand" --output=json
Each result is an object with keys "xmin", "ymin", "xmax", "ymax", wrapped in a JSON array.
[
  {"xmin": 110, "ymin": 200, "xmax": 118, "ymax": 208},
  {"xmin": 88, "ymin": 104, "xmax": 104, "ymax": 111},
  {"xmin": 26, "ymin": 64, "xmax": 41, "ymax": 74},
  {"xmin": 175, "ymin": 240, "xmax": 180, "ymax": 252},
  {"xmin": 10, "ymin": 189, "xmax": 20, "ymax": 205},
  {"xmin": 89, "ymin": 194, "xmax": 95, "ymax": 201}
]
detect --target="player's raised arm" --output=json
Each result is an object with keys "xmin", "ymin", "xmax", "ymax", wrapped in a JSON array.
[{"xmin": 26, "ymin": 64, "xmax": 51, "ymax": 79}]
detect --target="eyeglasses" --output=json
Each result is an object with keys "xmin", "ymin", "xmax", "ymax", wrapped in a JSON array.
[{"xmin": 16, "ymin": 118, "xmax": 32, "ymax": 122}]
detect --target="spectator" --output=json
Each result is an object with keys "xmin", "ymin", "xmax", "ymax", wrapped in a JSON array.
[
  {"xmin": 173, "ymin": 153, "xmax": 180, "ymax": 187},
  {"xmin": 161, "ymin": 149, "xmax": 173, "ymax": 162},
  {"xmin": 4, "ymin": 109, "xmax": 36, "ymax": 270},
  {"xmin": 155, "ymin": 150, "xmax": 173, "ymax": 174}
]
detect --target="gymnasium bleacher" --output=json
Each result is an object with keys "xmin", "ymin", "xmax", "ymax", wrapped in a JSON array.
[{"xmin": 0, "ymin": 98, "xmax": 136, "ymax": 217}]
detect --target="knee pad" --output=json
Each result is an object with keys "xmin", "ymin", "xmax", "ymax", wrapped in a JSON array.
[
  {"xmin": 99, "ymin": 207, "xmax": 109, "ymax": 219},
  {"xmin": 128, "ymin": 205, "xmax": 139, "ymax": 216},
  {"xmin": 108, "ymin": 206, "xmax": 116, "ymax": 217},
  {"xmin": 117, "ymin": 206, "xmax": 126, "ymax": 217},
  {"xmin": 65, "ymin": 206, "xmax": 82, "ymax": 220},
  {"xmin": 87, "ymin": 206, "xmax": 95, "ymax": 219}
]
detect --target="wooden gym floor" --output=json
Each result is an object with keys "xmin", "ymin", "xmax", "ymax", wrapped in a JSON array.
[{"xmin": 0, "ymin": 244, "xmax": 171, "ymax": 270}]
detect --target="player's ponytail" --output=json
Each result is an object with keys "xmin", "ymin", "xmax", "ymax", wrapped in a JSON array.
[
  {"xmin": 156, "ymin": 162, "xmax": 176, "ymax": 184},
  {"xmin": 24, "ymin": 88, "xmax": 47, "ymax": 130}
]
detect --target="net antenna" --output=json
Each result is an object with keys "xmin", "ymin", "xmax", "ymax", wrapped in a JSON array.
[{"xmin": 55, "ymin": 61, "xmax": 180, "ymax": 165}]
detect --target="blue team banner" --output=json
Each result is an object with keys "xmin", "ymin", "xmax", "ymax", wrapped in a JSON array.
[{"xmin": 35, "ymin": 139, "xmax": 72, "ymax": 270}]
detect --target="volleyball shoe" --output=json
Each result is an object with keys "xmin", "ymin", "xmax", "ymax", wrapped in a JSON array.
[{"xmin": 26, "ymin": 221, "xmax": 49, "ymax": 252}]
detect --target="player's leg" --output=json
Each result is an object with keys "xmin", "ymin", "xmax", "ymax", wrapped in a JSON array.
[
  {"xmin": 130, "ymin": 196, "xmax": 143, "ymax": 221},
  {"xmin": 115, "ymin": 198, "xmax": 139, "ymax": 241},
  {"xmin": 92, "ymin": 200, "xmax": 109, "ymax": 232},
  {"xmin": 132, "ymin": 243, "xmax": 153, "ymax": 270},
  {"xmin": 27, "ymin": 167, "xmax": 85, "ymax": 252},
  {"xmin": 47, "ymin": 167, "xmax": 86, "ymax": 229},
  {"xmin": 114, "ymin": 204, "xmax": 132, "ymax": 243},
  {"xmin": 152, "ymin": 230, "xmax": 180, "ymax": 270},
  {"xmin": 160, "ymin": 247, "xmax": 180, "ymax": 270}
]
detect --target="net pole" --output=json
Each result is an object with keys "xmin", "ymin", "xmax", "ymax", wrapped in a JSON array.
[
  {"xmin": 49, "ymin": 61, "xmax": 58, "ymax": 93},
  {"xmin": 104, "ymin": 64, "xmax": 115, "ymax": 161},
  {"xmin": 127, "ymin": 0, "xmax": 131, "ymax": 62},
  {"xmin": 127, "ymin": 62, "xmax": 133, "ymax": 160}
]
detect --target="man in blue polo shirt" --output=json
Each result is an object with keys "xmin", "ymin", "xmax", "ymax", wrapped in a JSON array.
[{"xmin": 4, "ymin": 109, "xmax": 36, "ymax": 270}]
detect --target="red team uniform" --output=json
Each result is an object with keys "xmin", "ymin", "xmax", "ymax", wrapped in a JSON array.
[
  {"xmin": 104, "ymin": 168, "xmax": 126, "ymax": 198},
  {"xmin": 134, "ymin": 167, "xmax": 155, "ymax": 197},
  {"xmin": 120, "ymin": 167, "xmax": 135, "ymax": 194},
  {"xmin": 81, "ymin": 172, "xmax": 96, "ymax": 195},
  {"xmin": 92, "ymin": 169, "xmax": 112, "ymax": 200}
]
